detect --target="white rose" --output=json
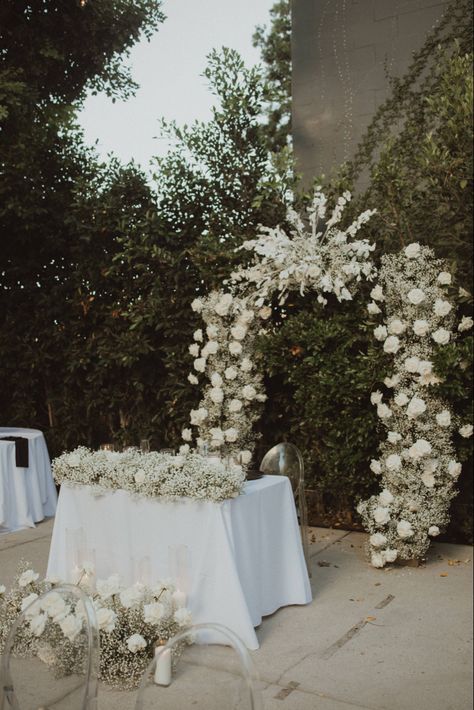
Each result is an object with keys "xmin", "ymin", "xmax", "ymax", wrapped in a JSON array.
[
  {"xmin": 182, "ymin": 428, "xmax": 192, "ymax": 442},
  {"xmin": 179, "ymin": 444, "xmax": 190, "ymax": 455},
  {"xmin": 29, "ymin": 613, "xmax": 47, "ymax": 637},
  {"xmin": 240, "ymin": 450, "xmax": 252, "ymax": 465},
  {"xmin": 211, "ymin": 372, "xmax": 223, "ymax": 387},
  {"xmin": 223, "ymin": 366, "xmax": 237, "ymax": 381},
  {"xmin": 448, "ymin": 460, "xmax": 462, "ymax": 478},
  {"xmin": 417, "ymin": 360, "xmax": 433, "ymax": 376},
  {"xmin": 404, "ymin": 242, "xmax": 421, "ymax": 259},
  {"xmin": 371, "ymin": 552, "xmax": 385, "ymax": 568},
  {"xmin": 134, "ymin": 469, "xmax": 145, "ymax": 485},
  {"xmin": 96, "ymin": 574, "xmax": 122, "ymax": 600},
  {"xmin": 41, "ymin": 592, "xmax": 67, "ymax": 619},
  {"xmin": 377, "ymin": 403, "xmax": 392, "ymax": 419},
  {"xmin": 384, "ymin": 549, "xmax": 398, "ymax": 563},
  {"xmin": 206, "ymin": 325, "xmax": 219, "ymax": 339},
  {"xmin": 404, "ymin": 356, "xmax": 421, "ymax": 373},
  {"xmin": 18, "ymin": 569, "xmax": 39, "ymax": 588},
  {"xmin": 202, "ymin": 341, "xmax": 218, "ymax": 357},
  {"xmin": 21, "ymin": 593, "xmax": 40, "ymax": 616},
  {"xmin": 229, "ymin": 399, "xmax": 243, "ymax": 413},
  {"xmin": 437, "ymin": 271, "xmax": 451, "ymax": 285},
  {"xmin": 174, "ymin": 607, "xmax": 193, "ymax": 627},
  {"xmin": 127, "ymin": 633, "xmax": 147, "ymax": 653},
  {"xmin": 193, "ymin": 358, "xmax": 206, "ymax": 373},
  {"xmin": 387, "ymin": 431, "xmax": 402, "ymax": 444},
  {"xmin": 240, "ymin": 358, "xmax": 253, "ymax": 372},
  {"xmin": 193, "ymin": 329, "xmax": 203, "ymax": 342},
  {"xmin": 231, "ymin": 324, "xmax": 247, "ymax": 341},
  {"xmin": 209, "ymin": 427, "xmax": 225, "ymax": 445},
  {"xmin": 188, "ymin": 373, "xmax": 199, "ymax": 385},
  {"xmin": 188, "ymin": 344, "xmax": 199, "ymax": 359},
  {"xmin": 229, "ymin": 341, "xmax": 243, "ymax": 356},
  {"xmin": 374, "ymin": 325, "xmax": 388, "ymax": 341},
  {"xmin": 421, "ymin": 471, "xmax": 435, "ymax": 488},
  {"xmin": 388, "ymin": 319, "xmax": 406, "ymax": 335},
  {"xmin": 242, "ymin": 385, "xmax": 257, "ymax": 401},
  {"xmin": 423, "ymin": 459, "xmax": 438, "ymax": 475},
  {"xmin": 428, "ymin": 525, "xmax": 440, "ymax": 537},
  {"xmin": 370, "ymin": 391, "xmax": 383, "ymax": 405},
  {"xmin": 407, "ymin": 288, "xmax": 425, "ymax": 305},
  {"xmin": 370, "ymin": 285, "xmax": 384, "ymax": 301},
  {"xmin": 413, "ymin": 319, "xmax": 430, "ymax": 337},
  {"xmin": 406, "ymin": 396, "xmax": 427, "ymax": 419},
  {"xmin": 191, "ymin": 298, "xmax": 204, "ymax": 313},
  {"xmin": 397, "ymin": 520, "xmax": 414, "ymax": 539},
  {"xmin": 214, "ymin": 293, "xmax": 233, "ymax": 317},
  {"xmin": 120, "ymin": 585, "xmax": 144, "ymax": 609},
  {"xmin": 370, "ymin": 459, "xmax": 382, "ymax": 474},
  {"xmin": 395, "ymin": 392, "xmax": 409, "ymax": 407},
  {"xmin": 66, "ymin": 453, "xmax": 81, "ymax": 467},
  {"xmin": 240, "ymin": 309, "xmax": 255, "ymax": 324},
  {"xmin": 384, "ymin": 335, "xmax": 400, "ymax": 354},
  {"xmin": 432, "ymin": 328, "xmax": 450, "ymax": 345},
  {"xmin": 379, "ymin": 489, "xmax": 394, "ymax": 506},
  {"xmin": 436, "ymin": 410, "xmax": 451, "ymax": 427},
  {"xmin": 459, "ymin": 424, "xmax": 473, "ymax": 438},
  {"xmin": 433, "ymin": 299, "xmax": 452, "ymax": 317},
  {"xmin": 59, "ymin": 614, "xmax": 83, "ymax": 642},
  {"xmin": 258, "ymin": 306, "xmax": 272, "ymax": 320},
  {"xmin": 374, "ymin": 506, "xmax": 391, "ymax": 525},
  {"xmin": 408, "ymin": 439, "xmax": 432, "ymax": 460},
  {"xmin": 384, "ymin": 375, "xmax": 400, "ymax": 388},
  {"xmin": 385, "ymin": 454, "xmax": 402, "ymax": 471},
  {"xmin": 210, "ymin": 387, "xmax": 224, "ymax": 404},
  {"xmin": 143, "ymin": 602, "xmax": 165, "ymax": 625},
  {"xmin": 97, "ymin": 607, "xmax": 117, "ymax": 633},
  {"xmin": 367, "ymin": 301, "xmax": 381, "ymax": 315},
  {"xmin": 458, "ymin": 316, "xmax": 473, "ymax": 332},
  {"xmin": 225, "ymin": 428, "xmax": 239, "ymax": 443},
  {"xmin": 370, "ymin": 533, "xmax": 387, "ymax": 548}
]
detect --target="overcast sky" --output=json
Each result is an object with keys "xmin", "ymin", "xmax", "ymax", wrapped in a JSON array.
[{"xmin": 78, "ymin": 0, "xmax": 276, "ymax": 169}]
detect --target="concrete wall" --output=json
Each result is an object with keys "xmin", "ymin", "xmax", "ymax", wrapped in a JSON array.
[{"xmin": 292, "ymin": 0, "xmax": 450, "ymax": 182}]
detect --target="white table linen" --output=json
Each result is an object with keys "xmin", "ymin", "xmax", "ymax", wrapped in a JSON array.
[
  {"xmin": 47, "ymin": 475, "xmax": 312, "ymax": 649},
  {"xmin": 0, "ymin": 427, "xmax": 57, "ymax": 533}
]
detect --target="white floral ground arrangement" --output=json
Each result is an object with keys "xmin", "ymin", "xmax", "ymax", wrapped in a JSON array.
[
  {"xmin": 183, "ymin": 190, "xmax": 377, "ymax": 459},
  {"xmin": 52, "ymin": 447, "xmax": 245, "ymax": 502},
  {"xmin": 358, "ymin": 243, "xmax": 473, "ymax": 566},
  {"xmin": 0, "ymin": 562, "xmax": 192, "ymax": 690}
]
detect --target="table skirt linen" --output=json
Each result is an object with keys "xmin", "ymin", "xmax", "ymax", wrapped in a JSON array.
[
  {"xmin": 47, "ymin": 475, "xmax": 312, "ymax": 649},
  {"xmin": 0, "ymin": 427, "xmax": 57, "ymax": 533}
]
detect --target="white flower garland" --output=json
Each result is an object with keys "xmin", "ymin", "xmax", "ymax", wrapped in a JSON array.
[
  {"xmin": 0, "ymin": 564, "xmax": 192, "ymax": 690},
  {"xmin": 358, "ymin": 243, "xmax": 473, "ymax": 566},
  {"xmin": 229, "ymin": 188, "xmax": 376, "ymax": 307},
  {"xmin": 53, "ymin": 447, "xmax": 245, "ymax": 502},
  {"xmin": 184, "ymin": 291, "xmax": 268, "ymax": 462}
]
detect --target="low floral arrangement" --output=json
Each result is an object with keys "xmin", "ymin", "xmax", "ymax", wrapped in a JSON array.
[
  {"xmin": 357, "ymin": 243, "xmax": 473, "ymax": 566},
  {"xmin": 52, "ymin": 448, "xmax": 245, "ymax": 503},
  {"xmin": 0, "ymin": 562, "xmax": 193, "ymax": 690},
  {"xmin": 183, "ymin": 291, "xmax": 268, "ymax": 461}
]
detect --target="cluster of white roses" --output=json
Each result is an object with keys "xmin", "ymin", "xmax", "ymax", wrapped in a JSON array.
[
  {"xmin": 53, "ymin": 447, "xmax": 245, "ymax": 503},
  {"xmin": 358, "ymin": 243, "xmax": 473, "ymax": 566},
  {"xmin": 183, "ymin": 290, "xmax": 269, "ymax": 462},
  {"xmin": 0, "ymin": 565, "xmax": 192, "ymax": 691},
  {"xmin": 229, "ymin": 188, "xmax": 377, "ymax": 307}
]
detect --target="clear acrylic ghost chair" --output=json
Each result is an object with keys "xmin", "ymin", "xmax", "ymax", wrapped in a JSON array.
[
  {"xmin": 135, "ymin": 623, "xmax": 263, "ymax": 710},
  {"xmin": 260, "ymin": 442, "xmax": 311, "ymax": 577},
  {"xmin": 1, "ymin": 584, "xmax": 99, "ymax": 710}
]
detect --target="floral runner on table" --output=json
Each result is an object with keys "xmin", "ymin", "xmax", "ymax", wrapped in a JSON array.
[{"xmin": 52, "ymin": 447, "xmax": 245, "ymax": 502}]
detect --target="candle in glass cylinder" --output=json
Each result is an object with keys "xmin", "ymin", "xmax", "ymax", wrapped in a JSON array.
[{"xmin": 154, "ymin": 640, "xmax": 171, "ymax": 686}]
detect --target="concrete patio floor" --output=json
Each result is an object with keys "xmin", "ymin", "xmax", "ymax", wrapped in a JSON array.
[{"xmin": 1, "ymin": 520, "xmax": 472, "ymax": 710}]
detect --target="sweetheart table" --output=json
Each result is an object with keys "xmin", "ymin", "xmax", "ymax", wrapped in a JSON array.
[{"xmin": 46, "ymin": 474, "xmax": 312, "ymax": 649}]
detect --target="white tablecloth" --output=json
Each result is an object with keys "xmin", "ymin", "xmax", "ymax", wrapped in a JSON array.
[
  {"xmin": 47, "ymin": 475, "xmax": 312, "ymax": 649},
  {"xmin": 0, "ymin": 427, "xmax": 57, "ymax": 533}
]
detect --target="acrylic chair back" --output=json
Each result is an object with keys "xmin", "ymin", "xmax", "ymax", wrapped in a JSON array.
[
  {"xmin": 0, "ymin": 584, "xmax": 99, "ymax": 710},
  {"xmin": 135, "ymin": 622, "xmax": 263, "ymax": 710},
  {"xmin": 260, "ymin": 442, "xmax": 311, "ymax": 577}
]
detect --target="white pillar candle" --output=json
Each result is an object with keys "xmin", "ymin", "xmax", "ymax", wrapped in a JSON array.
[{"xmin": 154, "ymin": 645, "xmax": 172, "ymax": 686}]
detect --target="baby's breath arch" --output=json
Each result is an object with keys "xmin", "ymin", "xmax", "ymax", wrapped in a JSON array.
[{"xmin": 180, "ymin": 190, "xmax": 377, "ymax": 461}]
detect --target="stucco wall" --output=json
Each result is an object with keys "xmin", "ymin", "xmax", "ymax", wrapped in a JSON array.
[{"xmin": 291, "ymin": 0, "xmax": 450, "ymax": 182}]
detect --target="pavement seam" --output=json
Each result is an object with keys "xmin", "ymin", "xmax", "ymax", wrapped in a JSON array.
[
  {"xmin": 0, "ymin": 532, "xmax": 52, "ymax": 552},
  {"xmin": 260, "ymin": 674, "xmax": 383, "ymax": 710},
  {"xmin": 309, "ymin": 530, "xmax": 352, "ymax": 558}
]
